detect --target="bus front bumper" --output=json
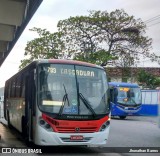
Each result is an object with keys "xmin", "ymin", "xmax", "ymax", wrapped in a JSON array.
[{"xmin": 34, "ymin": 125, "xmax": 110, "ymax": 146}]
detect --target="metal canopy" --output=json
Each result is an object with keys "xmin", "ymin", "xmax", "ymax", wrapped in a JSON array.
[{"xmin": 0, "ymin": 0, "xmax": 43, "ymax": 67}]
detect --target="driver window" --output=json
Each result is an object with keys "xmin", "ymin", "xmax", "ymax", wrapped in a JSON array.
[
  {"xmin": 39, "ymin": 68, "xmax": 52, "ymax": 100},
  {"xmin": 119, "ymin": 91, "xmax": 125, "ymax": 97}
]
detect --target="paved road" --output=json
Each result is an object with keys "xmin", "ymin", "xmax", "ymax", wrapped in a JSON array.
[
  {"xmin": 105, "ymin": 116, "xmax": 160, "ymax": 156},
  {"xmin": 107, "ymin": 116, "xmax": 160, "ymax": 147},
  {"xmin": 0, "ymin": 116, "xmax": 160, "ymax": 156},
  {"xmin": 0, "ymin": 119, "xmax": 26, "ymax": 148}
]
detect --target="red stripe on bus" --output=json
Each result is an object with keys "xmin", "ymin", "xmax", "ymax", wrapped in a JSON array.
[
  {"xmin": 42, "ymin": 113, "xmax": 109, "ymax": 133},
  {"xmin": 47, "ymin": 59, "xmax": 97, "ymax": 67}
]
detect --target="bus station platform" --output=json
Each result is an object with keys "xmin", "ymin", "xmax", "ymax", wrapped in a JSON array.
[{"xmin": 0, "ymin": 118, "xmax": 26, "ymax": 148}]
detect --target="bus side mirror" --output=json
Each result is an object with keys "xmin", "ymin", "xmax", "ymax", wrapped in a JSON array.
[
  {"xmin": 114, "ymin": 88, "xmax": 118, "ymax": 97},
  {"xmin": 109, "ymin": 88, "xmax": 116, "ymax": 102}
]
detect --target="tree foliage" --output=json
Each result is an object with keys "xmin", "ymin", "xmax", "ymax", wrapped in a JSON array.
[
  {"xmin": 19, "ymin": 28, "xmax": 64, "ymax": 69},
  {"xmin": 20, "ymin": 9, "xmax": 159, "ymax": 70},
  {"xmin": 57, "ymin": 9, "xmax": 156, "ymax": 66},
  {"xmin": 137, "ymin": 69, "xmax": 160, "ymax": 89}
]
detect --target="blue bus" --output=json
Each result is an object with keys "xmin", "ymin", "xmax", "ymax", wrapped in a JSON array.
[{"xmin": 109, "ymin": 82, "xmax": 142, "ymax": 119}]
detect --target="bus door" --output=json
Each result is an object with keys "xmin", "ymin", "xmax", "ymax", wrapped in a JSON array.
[
  {"xmin": 25, "ymin": 69, "xmax": 36, "ymax": 141},
  {"xmin": 110, "ymin": 87, "xmax": 118, "ymax": 104}
]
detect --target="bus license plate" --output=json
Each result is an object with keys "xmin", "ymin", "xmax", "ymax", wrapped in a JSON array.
[{"xmin": 70, "ymin": 135, "xmax": 83, "ymax": 140}]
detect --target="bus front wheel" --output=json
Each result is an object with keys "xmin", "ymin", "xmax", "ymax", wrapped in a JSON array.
[{"xmin": 119, "ymin": 116, "xmax": 126, "ymax": 119}]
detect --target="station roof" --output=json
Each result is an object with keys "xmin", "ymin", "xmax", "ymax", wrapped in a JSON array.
[{"xmin": 0, "ymin": 0, "xmax": 43, "ymax": 67}]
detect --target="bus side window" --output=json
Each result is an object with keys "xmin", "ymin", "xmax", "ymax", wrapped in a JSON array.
[
  {"xmin": 15, "ymin": 76, "xmax": 21, "ymax": 97},
  {"xmin": 21, "ymin": 74, "xmax": 25, "ymax": 98},
  {"xmin": 8, "ymin": 81, "xmax": 11, "ymax": 98},
  {"xmin": 11, "ymin": 79, "xmax": 16, "ymax": 98}
]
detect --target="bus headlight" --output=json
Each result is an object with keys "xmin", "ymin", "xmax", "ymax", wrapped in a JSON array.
[
  {"xmin": 39, "ymin": 118, "xmax": 53, "ymax": 132},
  {"xmin": 39, "ymin": 119, "xmax": 45, "ymax": 125},
  {"xmin": 99, "ymin": 120, "xmax": 110, "ymax": 132}
]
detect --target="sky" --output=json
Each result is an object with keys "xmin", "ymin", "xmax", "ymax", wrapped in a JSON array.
[{"xmin": 0, "ymin": 0, "xmax": 160, "ymax": 87}]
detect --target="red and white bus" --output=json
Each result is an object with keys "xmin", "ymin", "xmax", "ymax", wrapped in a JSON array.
[{"xmin": 4, "ymin": 59, "xmax": 110, "ymax": 146}]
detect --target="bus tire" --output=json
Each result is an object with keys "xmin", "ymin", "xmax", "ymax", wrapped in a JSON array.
[{"xmin": 119, "ymin": 116, "xmax": 126, "ymax": 119}]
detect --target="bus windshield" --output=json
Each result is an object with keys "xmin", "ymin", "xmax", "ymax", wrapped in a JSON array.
[
  {"xmin": 38, "ymin": 64, "xmax": 109, "ymax": 116},
  {"xmin": 117, "ymin": 87, "xmax": 141, "ymax": 105}
]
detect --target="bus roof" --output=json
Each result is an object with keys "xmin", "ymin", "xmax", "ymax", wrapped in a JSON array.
[
  {"xmin": 36, "ymin": 59, "xmax": 103, "ymax": 69},
  {"xmin": 5, "ymin": 59, "xmax": 104, "ymax": 83},
  {"xmin": 109, "ymin": 82, "xmax": 140, "ymax": 88}
]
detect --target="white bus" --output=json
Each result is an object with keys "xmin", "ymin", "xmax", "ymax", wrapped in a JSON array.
[
  {"xmin": 0, "ymin": 96, "xmax": 4, "ymax": 118},
  {"xmin": 4, "ymin": 59, "xmax": 111, "ymax": 146}
]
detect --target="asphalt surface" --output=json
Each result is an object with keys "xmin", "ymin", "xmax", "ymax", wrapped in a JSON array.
[
  {"xmin": 0, "ymin": 116, "xmax": 160, "ymax": 156},
  {"xmin": 107, "ymin": 116, "xmax": 160, "ymax": 147},
  {"xmin": 0, "ymin": 118, "xmax": 25, "ymax": 147}
]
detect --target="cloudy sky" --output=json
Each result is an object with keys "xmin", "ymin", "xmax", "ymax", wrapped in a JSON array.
[{"xmin": 0, "ymin": 0, "xmax": 160, "ymax": 87}]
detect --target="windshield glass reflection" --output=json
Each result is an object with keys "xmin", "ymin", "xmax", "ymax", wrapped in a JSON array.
[
  {"xmin": 117, "ymin": 87, "xmax": 141, "ymax": 105},
  {"xmin": 38, "ymin": 64, "xmax": 109, "ymax": 116}
]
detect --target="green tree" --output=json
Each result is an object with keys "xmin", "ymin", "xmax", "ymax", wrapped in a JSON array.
[
  {"xmin": 154, "ymin": 78, "xmax": 160, "ymax": 88},
  {"xmin": 20, "ymin": 9, "xmax": 159, "ymax": 70},
  {"xmin": 19, "ymin": 28, "xmax": 64, "ymax": 69},
  {"xmin": 137, "ymin": 69, "xmax": 160, "ymax": 89},
  {"xmin": 58, "ymin": 9, "xmax": 157, "ymax": 66}
]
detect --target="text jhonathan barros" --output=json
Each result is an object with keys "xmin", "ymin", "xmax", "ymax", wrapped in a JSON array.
[{"xmin": 129, "ymin": 149, "xmax": 158, "ymax": 153}]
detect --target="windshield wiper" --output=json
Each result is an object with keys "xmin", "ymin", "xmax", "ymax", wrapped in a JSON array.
[
  {"xmin": 58, "ymin": 84, "xmax": 70, "ymax": 116},
  {"xmin": 130, "ymin": 97, "xmax": 139, "ymax": 106},
  {"xmin": 79, "ymin": 93, "xmax": 96, "ymax": 117}
]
